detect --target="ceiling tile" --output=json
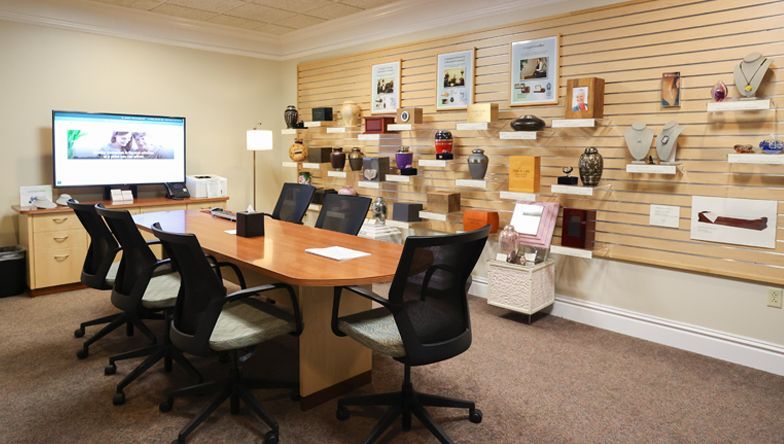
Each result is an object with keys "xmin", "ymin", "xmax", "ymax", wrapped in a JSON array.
[
  {"xmin": 224, "ymin": 3, "xmax": 296, "ymax": 22},
  {"xmin": 91, "ymin": 0, "xmax": 142, "ymax": 6},
  {"xmin": 248, "ymin": 0, "xmax": 332, "ymax": 13},
  {"xmin": 149, "ymin": 3, "xmax": 219, "ymax": 20},
  {"xmin": 208, "ymin": 14, "xmax": 265, "ymax": 31},
  {"xmin": 166, "ymin": 0, "xmax": 245, "ymax": 13},
  {"xmin": 337, "ymin": 0, "xmax": 389, "ymax": 9},
  {"xmin": 255, "ymin": 22, "xmax": 297, "ymax": 35},
  {"xmin": 305, "ymin": 2, "xmax": 362, "ymax": 20},
  {"xmin": 129, "ymin": 0, "xmax": 165, "ymax": 11},
  {"xmin": 277, "ymin": 14, "xmax": 325, "ymax": 29}
]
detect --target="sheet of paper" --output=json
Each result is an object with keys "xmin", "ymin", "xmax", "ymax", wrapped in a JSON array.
[
  {"xmin": 649, "ymin": 204, "xmax": 680, "ymax": 228},
  {"xmin": 224, "ymin": 229, "xmax": 237, "ymax": 235},
  {"xmin": 305, "ymin": 246, "xmax": 371, "ymax": 261}
]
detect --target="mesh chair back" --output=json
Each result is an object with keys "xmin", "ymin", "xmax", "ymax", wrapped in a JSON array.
[
  {"xmin": 152, "ymin": 223, "xmax": 225, "ymax": 356},
  {"xmin": 271, "ymin": 183, "xmax": 315, "ymax": 224},
  {"xmin": 68, "ymin": 201, "xmax": 120, "ymax": 289},
  {"xmin": 315, "ymin": 194, "xmax": 371, "ymax": 235},
  {"xmin": 388, "ymin": 226, "xmax": 489, "ymax": 365},
  {"xmin": 95, "ymin": 205, "xmax": 158, "ymax": 315}
]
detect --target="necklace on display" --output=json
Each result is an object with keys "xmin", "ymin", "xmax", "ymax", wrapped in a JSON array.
[{"xmin": 739, "ymin": 57, "xmax": 767, "ymax": 92}]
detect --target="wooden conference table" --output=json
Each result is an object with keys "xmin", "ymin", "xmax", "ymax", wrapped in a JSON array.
[{"xmin": 133, "ymin": 210, "xmax": 403, "ymax": 409}]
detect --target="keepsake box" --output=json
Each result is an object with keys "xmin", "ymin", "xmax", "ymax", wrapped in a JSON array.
[
  {"xmin": 508, "ymin": 156, "xmax": 540, "ymax": 193},
  {"xmin": 312, "ymin": 107, "xmax": 333, "ymax": 121},
  {"xmin": 364, "ymin": 116, "xmax": 395, "ymax": 134},
  {"xmin": 426, "ymin": 191, "xmax": 460, "ymax": 213},
  {"xmin": 392, "ymin": 202, "xmax": 423, "ymax": 222},
  {"xmin": 462, "ymin": 210, "xmax": 499, "ymax": 233},
  {"xmin": 307, "ymin": 147, "xmax": 332, "ymax": 163}
]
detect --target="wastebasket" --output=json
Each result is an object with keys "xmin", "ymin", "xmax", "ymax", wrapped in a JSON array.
[{"xmin": 0, "ymin": 246, "xmax": 26, "ymax": 297}]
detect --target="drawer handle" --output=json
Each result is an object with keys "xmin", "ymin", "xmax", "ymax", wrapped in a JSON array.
[
  {"xmin": 53, "ymin": 235, "xmax": 70, "ymax": 242},
  {"xmin": 52, "ymin": 217, "xmax": 69, "ymax": 224},
  {"xmin": 53, "ymin": 254, "xmax": 70, "ymax": 261}
]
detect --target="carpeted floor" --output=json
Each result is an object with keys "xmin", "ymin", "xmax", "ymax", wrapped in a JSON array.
[{"xmin": 1, "ymin": 288, "xmax": 783, "ymax": 443}]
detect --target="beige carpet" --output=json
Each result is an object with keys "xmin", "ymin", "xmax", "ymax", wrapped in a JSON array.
[{"xmin": 1, "ymin": 288, "xmax": 783, "ymax": 443}]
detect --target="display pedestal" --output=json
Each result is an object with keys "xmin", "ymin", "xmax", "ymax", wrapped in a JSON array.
[{"xmin": 487, "ymin": 259, "xmax": 555, "ymax": 319}]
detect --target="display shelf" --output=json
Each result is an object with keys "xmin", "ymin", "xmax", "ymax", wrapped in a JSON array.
[
  {"xmin": 357, "ymin": 180, "xmax": 381, "ymax": 189},
  {"xmin": 418, "ymin": 211, "xmax": 457, "ymax": 222},
  {"xmin": 386, "ymin": 174, "xmax": 416, "ymax": 183},
  {"xmin": 707, "ymin": 99, "xmax": 771, "ymax": 112},
  {"xmin": 418, "ymin": 159, "xmax": 452, "ymax": 168},
  {"xmin": 550, "ymin": 245, "xmax": 593, "ymax": 259},
  {"xmin": 303, "ymin": 121, "xmax": 333, "ymax": 127},
  {"xmin": 326, "ymin": 127, "xmax": 350, "ymax": 133},
  {"xmin": 500, "ymin": 191, "xmax": 537, "ymax": 201},
  {"xmin": 625, "ymin": 164, "xmax": 678, "ymax": 174},
  {"xmin": 307, "ymin": 203, "xmax": 322, "ymax": 212},
  {"xmin": 357, "ymin": 133, "xmax": 384, "ymax": 140},
  {"xmin": 327, "ymin": 170, "xmax": 347, "ymax": 178},
  {"xmin": 500, "ymin": 131, "xmax": 537, "ymax": 140},
  {"xmin": 281, "ymin": 128, "xmax": 298, "ymax": 135},
  {"xmin": 456, "ymin": 122, "xmax": 489, "ymax": 131},
  {"xmin": 550, "ymin": 184, "xmax": 609, "ymax": 196},
  {"xmin": 551, "ymin": 119, "xmax": 596, "ymax": 128},
  {"xmin": 455, "ymin": 179, "xmax": 487, "ymax": 189},
  {"xmin": 302, "ymin": 162, "xmax": 325, "ymax": 170},
  {"xmin": 281, "ymin": 161, "xmax": 299, "ymax": 168},
  {"xmin": 387, "ymin": 124, "xmax": 412, "ymax": 131},
  {"xmin": 727, "ymin": 153, "xmax": 784, "ymax": 165},
  {"xmin": 386, "ymin": 219, "xmax": 426, "ymax": 229}
]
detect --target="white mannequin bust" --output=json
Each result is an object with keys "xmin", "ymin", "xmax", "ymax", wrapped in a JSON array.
[
  {"xmin": 624, "ymin": 122, "xmax": 654, "ymax": 163},
  {"xmin": 733, "ymin": 53, "xmax": 771, "ymax": 98},
  {"xmin": 656, "ymin": 121, "xmax": 683, "ymax": 164}
]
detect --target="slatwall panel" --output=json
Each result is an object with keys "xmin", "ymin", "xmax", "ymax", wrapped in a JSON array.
[{"xmin": 296, "ymin": 0, "xmax": 784, "ymax": 286}]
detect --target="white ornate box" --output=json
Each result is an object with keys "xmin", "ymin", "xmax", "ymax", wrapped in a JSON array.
[{"xmin": 487, "ymin": 259, "xmax": 555, "ymax": 315}]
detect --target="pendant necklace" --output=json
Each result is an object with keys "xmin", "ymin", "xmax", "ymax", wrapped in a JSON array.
[{"xmin": 740, "ymin": 57, "xmax": 767, "ymax": 92}]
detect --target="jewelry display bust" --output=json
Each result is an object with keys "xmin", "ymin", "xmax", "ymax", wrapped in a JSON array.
[
  {"xmin": 733, "ymin": 53, "xmax": 771, "ymax": 98},
  {"xmin": 655, "ymin": 121, "xmax": 683, "ymax": 164},
  {"xmin": 624, "ymin": 122, "xmax": 654, "ymax": 163}
]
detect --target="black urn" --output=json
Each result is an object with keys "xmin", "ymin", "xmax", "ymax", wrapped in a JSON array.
[
  {"xmin": 510, "ymin": 115, "xmax": 545, "ymax": 132},
  {"xmin": 284, "ymin": 105, "xmax": 298, "ymax": 129}
]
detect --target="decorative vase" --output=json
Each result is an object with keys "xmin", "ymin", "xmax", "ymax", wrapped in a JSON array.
[
  {"xmin": 284, "ymin": 105, "xmax": 298, "ymax": 129},
  {"xmin": 341, "ymin": 100, "xmax": 361, "ymax": 127},
  {"xmin": 297, "ymin": 171, "xmax": 311, "ymax": 185},
  {"xmin": 289, "ymin": 139, "xmax": 307, "ymax": 162},
  {"xmin": 759, "ymin": 136, "xmax": 784, "ymax": 154},
  {"xmin": 395, "ymin": 146, "xmax": 413, "ymax": 170},
  {"xmin": 511, "ymin": 115, "xmax": 545, "ymax": 132},
  {"xmin": 710, "ymin": 81, "xmax": 728, "ymax": 102},
  {"xmin": 434, "ymin": 130, "xmax": 453, "ymax": 159},
  {"xmin": 467, "ymin": 148, "xmax": 489, "ymax": 180},
  {"xmin": 348, "ymin": 147, "xmax": 364, "ymax": 171},
  {"xmin": 499, "ymin": 225, "xmax": 518, "ymax": 256},
  {"xmin": 371, "ymin": 197, "xmax": 387, "ymax": 224},
  {"xmin": 330, "ymin": 147, "xmax": 346, "ymax": 170},
  {"xmin": 579, "ymin": 147, "xmax": 603, "ymax": 186},
  {"xmin": 338, "ymin": 185, "xmax": 357, "ymax": 196}
]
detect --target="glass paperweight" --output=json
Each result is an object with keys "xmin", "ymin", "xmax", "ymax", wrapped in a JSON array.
[
  {"xmin": 710, "ymin": 81, "xmax": 727, "ymax": 102},
  {"xmin": 759, "ymin": 135, "xmax": 783, "ymax": 154}
]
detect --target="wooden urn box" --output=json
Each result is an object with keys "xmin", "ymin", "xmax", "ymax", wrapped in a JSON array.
[
  {"xmin": 561, "ymin": 208, "xmax": 596, "ymax": 249},
  {"xmin": 463, "ymin": 210, "xmax": 499, "ymax": 233},
  {"xmin": 364, "ymin": 116, "xmax": 395, "ymax": 134},
  {"xmin": 426, "ymin": 191, "xmax": 460, "ymax": 214},
  {"xmin": 508, "ymin": 156, "xmax": 540, "ymax": 193}
]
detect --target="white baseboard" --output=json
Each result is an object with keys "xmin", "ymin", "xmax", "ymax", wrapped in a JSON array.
[{"xmin": 468, "ymin": 278, "xmax": 784, "ymax": 376}]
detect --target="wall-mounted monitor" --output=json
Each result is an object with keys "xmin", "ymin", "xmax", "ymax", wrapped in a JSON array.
[{"xmin": 52, "ymin": 111, "xmax": 186, "ymax": 187}]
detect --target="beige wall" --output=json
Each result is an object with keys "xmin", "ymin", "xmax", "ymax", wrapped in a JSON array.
[{"xmin": 0, "ymin": 19, "xmax": 286, "ymax": 245}]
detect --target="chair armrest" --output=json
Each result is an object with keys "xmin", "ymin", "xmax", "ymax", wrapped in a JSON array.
[
  {"xmin": 225, "ymin": 283, "xmax": 303, "ymax": 336},
  {"xmin": 146, "ymin": 239, "xmax": 162, "ymax": 246},
  {"xmin": 342, "ymin": 285, "xmax": 391, "ymax": 307},
  {"xmin": 151, "ymin": 258, "xmax": 174, "ymax": 276},
  {"xmin": 212, "ymin": 261, "xmax": 247, "ymax": 289},
  {"xmin": 331, "ymin": 286, "xmax": 390, "ymax": 338}
]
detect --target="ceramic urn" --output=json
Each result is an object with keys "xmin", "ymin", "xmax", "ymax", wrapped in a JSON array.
[
  {"xmin": 341, "ymin": 100, "xmax": 362, "ymax": 127},
  {"xmin": 330, "ymin": 147, "xmax": 346, "ymax": 170},
  {"xmin": 284, "ymin": 105, "xmax": 298, "ymax": 129},
  {"xmin": 348, "ymin": 147, "xmax": 364, "ymax": 171},
  {"xmin": 467, "ymin": 148, "xmax": 489, "ymax": 180}
]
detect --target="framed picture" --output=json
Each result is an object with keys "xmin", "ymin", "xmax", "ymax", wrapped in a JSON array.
[
  {"xmin": 661, "ymin": 72, "xmax": 681, "ymax": 107},
  {"xmin": 510, "ymin": 201, "xmax": 560, "ymax": 249},
  {"xmin": 371, "ymin": 61, "xmax": 400, "ymax": 114},
  {"xmin": 564, "ymin": 77, "xmax": 605, "ymax": 119},
  {"xmin": 690, "ymin": 196, "xmax": 778, "ymax": 249},
  {"xmin": 510, "ymin": 36, "xmax": 559, "ymax": 106},
  {"xmin": 436, "ymin": 49, "xmax": 475, "ymax": 110}
]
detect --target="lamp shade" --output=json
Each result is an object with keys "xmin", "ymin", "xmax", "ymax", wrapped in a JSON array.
[{"xmin": 247, "ymin": 129, "xmax": 273, "ymax": 151}]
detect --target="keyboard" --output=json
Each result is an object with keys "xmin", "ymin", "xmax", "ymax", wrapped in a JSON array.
[{"xmin": 210, "ymin": 208, "xmax": 237, "ymax": 222}]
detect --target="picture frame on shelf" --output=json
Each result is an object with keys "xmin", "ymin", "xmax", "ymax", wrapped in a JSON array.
[
  {"xmin": 436, "ymin": 49, "xmax": 475, "ymax": 110},
  {"xmin": 564, "ymin": 77, "xmax": 604, "ymax": 119},
  {"xmin": 371, "ymin": 61, "xmax": 401, "ymax": 114},
  {"xmin": 510, "ymin": 36, "xmax": 559, "ymax": 106},
  {"xmin": 510, "ymin": 201, "xmax": 559, "ymax": 249},
  {"xmin": 661, "ymin": 72, "xmax": 681, "ymax": 108}
]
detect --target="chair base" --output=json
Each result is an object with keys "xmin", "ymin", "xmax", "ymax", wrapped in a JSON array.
[
  {"xmin": 336, "ymin": 365, "xmax": 482, "ymax": 444},
  {"xmin": 160, "ymin": 350, "xmax": 297, "ymax": 443},
  {"xmin": 75, "ymin": 314, "xmax": 158, "ymax": 360}
]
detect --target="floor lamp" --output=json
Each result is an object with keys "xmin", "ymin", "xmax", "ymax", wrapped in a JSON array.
[{"xmin": 246, "ymin": 125, "xmax": 273, "ymax": 212}]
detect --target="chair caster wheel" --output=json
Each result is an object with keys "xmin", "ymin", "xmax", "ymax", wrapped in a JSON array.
[
  {"xmin": 469, "ymin": 408, "xmax": 482, "ymax": 424},
  {"xmin": 74, "ymin": 328, "xmax": 85, "ymax": 338},
  {"xmin": 113, "ymin": 392, "xmax": 126, "ymax": 406},
  {"xmin": 336, "ymin": 405, "xmax": 350, "ymax": 421},
  {"xmin": 104, "ymin": 363, "xmax": 117, "ymax": 375},
  {"xmin": 159, "ymin": 398, "xmax": 173, "ymax": 413},
  {"xmin": 264, "ymin": 430, "xmax": 279, "ymax": 444},
  {"xmin": 76, "ymin": 349, "xmax": 88, "ymax": 360}
]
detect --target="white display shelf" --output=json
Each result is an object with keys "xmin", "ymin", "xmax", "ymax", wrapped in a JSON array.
[
  {"xmin": 281, "ymin": 161, "xmax": 299, "ymax": 168},
  {"xmin": 303, "ymin": 121, "xmax": 333, "ymax": 127},
  {"xmin": 386, "ymin": 219, "xmax": 425, "ymax": 229},
  {"xmin": 550, "ymin": 184, "xmax": 609, "ymax": 196},
  {"xmin": 419, "ymin": 211, "xmax": 453, "ymax": 222},
  {"xmin": 455, "ymin": 179, "xmax": 487, "ymax": 189},
  {"xmin": 327, "ymin": 170, "xmax": 347, "ymax": 178},
  {"xmin": 456, "ymin": 122, "xmax": 489, "ymax": 131},
  {"xmin": 500, "ymin": 191, "xmax": 537, "ymax": 201},
  {"xmin": 500, "ymin": 131, "xmax": 537, "ymax": 140},
  {"xmin": 307, "ymin": 204, "xmax": 322, "ymax": 212},
  {"xmin": 281, "ymin": 128, "xmax": 297, "ymax": 135},
  {"xmin": 301, "ymin": 162, "xmax": 324, "ymax": 169},
  {"xmin": 551, "ymin": 119, "xmax": 596, "ymax": 128},
  {"xmin": 418, "ymin": 159, "xmax": 452, "ymax": 168},
  {"xmin": 625, "ymin": 164, "xmax": 678, "ymax": 174},
  {"xmin": 387, "ymin": 124, "xmax": 412, "ymax": 131},
  {"xmin": 550, "ymin": 245, "xmax": 593, "ymax": 259},
  {"xmin": 357, "ymin": 180, "xmax": 381, "ymax": 189},
  {"xmin": 357, "ymin": 133, "xmax": 394, "ymax": 140},
  {"xmin": 386, "ymin": 174, "xmax": 415, "ymax": 183},
  {"xmin": 707, "ymin": 99, "xmax": 771, "ymax": 112},
  {"xmin": 727, "ymin": 153, "xmax": 784, "ymax": 165},
  {"xmin": 326, "ymin": 127, "xmax": 349, "ymax": 133}
]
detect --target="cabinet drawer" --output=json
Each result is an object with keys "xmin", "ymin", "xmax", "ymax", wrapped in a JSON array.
[
  {"xmin": 140, "ymin": 205, "xmax": 187, "ymax": 214},
  {"xmin": 33, "ymin": 229, "xmax": 86, "ymax": 251},
  {"xmin": 33, "ymin": 245, "xmax": 87, "ymax": 288},
  {"xmin": 32, "ymin": 214, "xmax": 82, "ymax": 232},
  {"xmin": 187, "ymin": 202, "xmax": 219, "ymax": 211}
]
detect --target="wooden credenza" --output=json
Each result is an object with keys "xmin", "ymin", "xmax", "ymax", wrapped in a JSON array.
[{"xmin": 13, "ymin": 196, "xmax": 229, "ymax": 296}]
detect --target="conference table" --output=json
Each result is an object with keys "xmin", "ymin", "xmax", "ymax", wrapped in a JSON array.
[{"xmin": 133, "ymin": 209, "xmax": 403, "ymax": 409}]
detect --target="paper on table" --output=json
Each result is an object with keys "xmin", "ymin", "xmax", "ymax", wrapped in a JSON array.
[
  {"xmin": 305, "ymin": 246, "xmax": 371, "ymax": 261},
  {"xmin": 225, "ymin": 229, "xmax": 237, "ymax": 235}
]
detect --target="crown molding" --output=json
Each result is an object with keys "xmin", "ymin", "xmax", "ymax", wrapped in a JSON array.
[{"xmin": 0, "ymin": 0, "xmax": 625, "ymax": 61}]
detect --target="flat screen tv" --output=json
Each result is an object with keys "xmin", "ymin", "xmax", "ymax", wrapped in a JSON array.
[{"xmin": 52, "ymin": 111, "xmax": 186, "ymax": 188}]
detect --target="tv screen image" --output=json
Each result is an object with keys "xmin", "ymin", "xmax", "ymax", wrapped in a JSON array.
[{"xmin": 53, "ymin": 111, "xmax": 185, "ymax": 187}]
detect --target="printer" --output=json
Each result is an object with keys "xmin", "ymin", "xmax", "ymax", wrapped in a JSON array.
[{"xmin": 186, "ymin": 175, "xmax": 228, "ymax": 198}]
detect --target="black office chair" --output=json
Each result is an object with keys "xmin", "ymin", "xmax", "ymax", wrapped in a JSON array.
[
  {"xmin": 152, "ymin": 222, "xmax": 302, "ymax": 444},
  {"xmin": 315, "ymin": 194, "xmax": 371, "ymax": 235},
  {"xmin": 270, "ymin": 183, "xmax": 315, "ymax": 224},
  {"xmin": 69, "ymin": 201, "xmax": 128, "ymax": 359},
  {"xmin": 331, "ymin": 226, "xmax": 490, "ymax": 443},
  {"xmin": 95, "ymin": 205, "xmax": 200, "ymax": 406}
]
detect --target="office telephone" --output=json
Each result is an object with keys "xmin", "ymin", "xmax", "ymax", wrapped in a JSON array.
[{"xmin": 164, "ymin": 182, "xmax": 190, "ymax": 200}]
